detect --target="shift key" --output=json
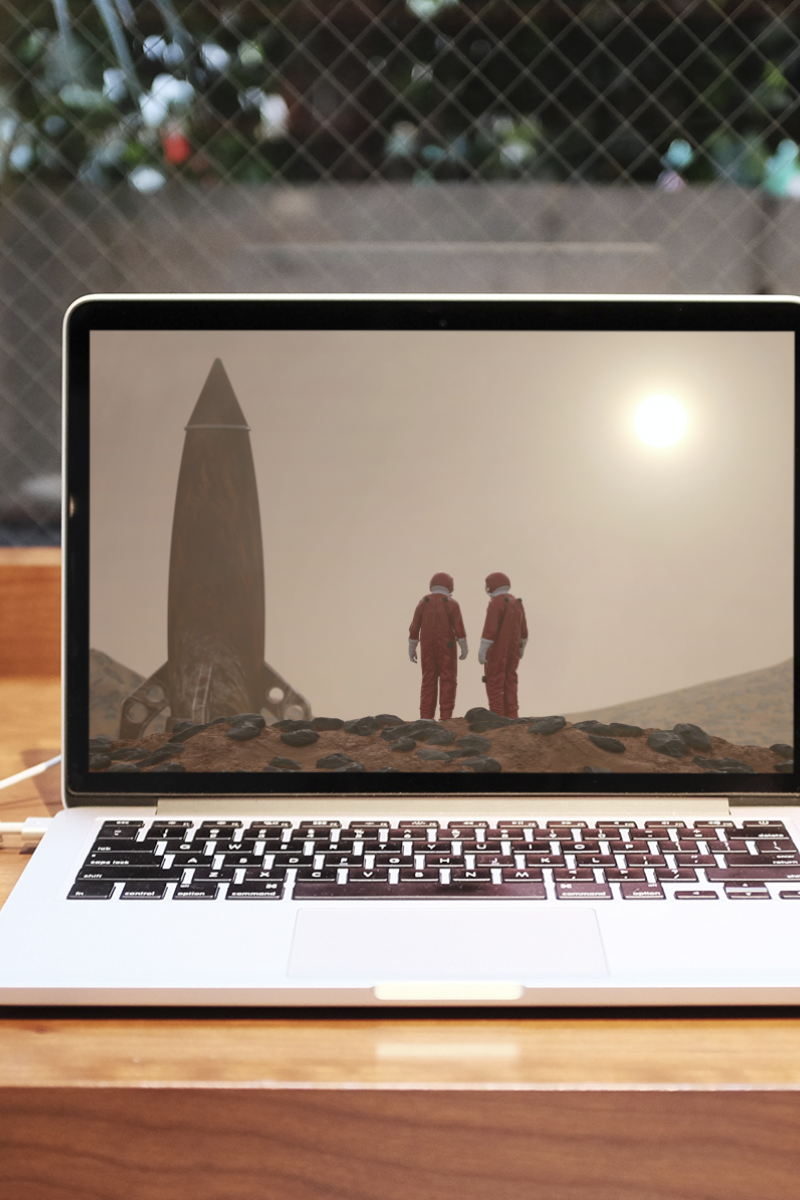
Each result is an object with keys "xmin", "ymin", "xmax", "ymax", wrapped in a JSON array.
[{"xmin": 706, "ymin": 866, "xmax": 800, "ymax": 882}]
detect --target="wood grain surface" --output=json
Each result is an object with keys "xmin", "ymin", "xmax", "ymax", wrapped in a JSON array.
[
  {"xmin": 0, "ymin": 548, "xmax": 60, "ymax": 676},
  {"xmin": 2, "ymin": 673, "xmax": 800, "ymax": 1199}
]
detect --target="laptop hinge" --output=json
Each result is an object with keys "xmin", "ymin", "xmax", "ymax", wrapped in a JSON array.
[{"xmin": 157, "ymin": 796, "xmax": 733, "ymax": 818}]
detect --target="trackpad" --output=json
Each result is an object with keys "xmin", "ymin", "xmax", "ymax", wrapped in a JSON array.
[{"xmin": 288, "ymin": 906, "xmax": 607, "ymax": 981}]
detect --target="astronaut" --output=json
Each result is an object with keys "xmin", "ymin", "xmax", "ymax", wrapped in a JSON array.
[
  {"xmin": 408, "ymin": 572, "xmax": 468, "ymax": 720},
  {"xmin": 478, "ymin": 572, "xmax": 528, "ymax": 718}
]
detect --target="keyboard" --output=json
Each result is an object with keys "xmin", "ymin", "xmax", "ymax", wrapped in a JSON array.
[{"xmin": 68, "ymin": 817, "xmax": 800, "ymax": 902}]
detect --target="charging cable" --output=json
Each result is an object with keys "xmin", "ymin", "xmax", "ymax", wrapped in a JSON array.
[{"xmin": 0, "ymin": 755, "xmax": 60, "ymax": 846}]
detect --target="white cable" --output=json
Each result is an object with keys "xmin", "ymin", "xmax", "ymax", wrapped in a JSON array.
[
  {"xmin": 0, "ymin": 754, "xmax": 61, "ymax": 792},
  {"xmin": 0, "ymin": 817, "xmax": 53, "ymax": 846}
]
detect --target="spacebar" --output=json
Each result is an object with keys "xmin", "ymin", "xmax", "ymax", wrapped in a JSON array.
[{"xmin": 292, "ymin": 881, "xmax": 547, "ymax": 899}]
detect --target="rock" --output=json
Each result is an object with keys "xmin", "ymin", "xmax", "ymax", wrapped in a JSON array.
[
  {"xmin": 464, "ymin": 707, "xmax": 494, "ymax": 723},
  {"xmin": 455, "ymin": 734, "xmax": 492, "ymax": 755},
  {"xmin": 88, "ymin": 736, "xmax": 114, "ymax": 753},
  {"xmin": 424, "ymin": 727, "xmax": 455, "ymax": 746},
  {"xmin": 647, "ymin": 731, "xmax": 688, "ymax": 759},
  {"xmin": 608, "ymin": 723, "xmax": 643, "ymax": 738},
  {"xmin": 693, "ymin": 755, "xmax": 757, "ymax": 773},
  {"xmin": 225, "ymin": 722, "xmax": 262, "ymax": 742},
  {"xmin": 373, "ymin": 766, "xmax": 401, "ymax": 773},
  {"xmin": 280, "ymin": 729, "xmax": 319, "ymax": 747},
  {"xmin": 107, "ymin": 762, "xmax": 140, "ymax": 772},
  {"xmin": 673, "ymin": 722, "xmax": 712, "ymax": 752},
  {"xmin": 588, "ymin": 734, "xmax": 626, "ymax": 754},
  {"xmin": 775, "ymin": 760, "xmax": 794, "ymax": 773},
  {"xmin": 469, "ymin": 716, "xmax": 513, "ymax": 733},
  {"xmin": 528, "ymin": 716, "xmax": 567, "ymax": 735},
  {"xmin": 581, "ymin": 765, "xmax": 613, "ymax": 773},
  {"xmin": 311, "ymin": 717, "xmax": 344, "ymax": 731},
  {"xmin": 270, "ymin": 756, "xmax": 302, "ymax": 771},
  {"xmin": 228, "ymin": 713, "xmax": 266, "ymax": 729},
  {"xmin": 273, "ymin": 718, "xmax": 314, "ymax": 732},
  {"xmin": 262, "ymin": 765, "xmax": 287, "ymax": 773},
  {"xmin": 316, "ymin": 753, "xmax": 353, "ymax": 770},
  {"xmin": 573, "ymin": 720, "xmax": 616, "ymax": 736},
  {"xmin": 110, "ymin": 747, "xmax": 149, "ymax": 762},
  {"xmin": 380, "ymin": 724, "xmax": 408, "ymax": 742},
  {"xmin": 169, "ymin": 721, "xmax": 216, "ymax": 744},
  {"xmin": 390, "ymin": 738, "xmax": 417, "ymax": 753},
  {"xmin": 333, "ymin": 762, "xmax": 367, "ymax": 772},
  {"xmin": 771, "ymin": 743, "xmax": 794, "ymax": 758},
  {"xmin": 374, "ymin": 714, "xmax": 405, "ymax": 727},
  {"xmin": 136, "ymin": 745, "xmax": 176, "ymax": 769},
  {"xmin": 151, "ymin": 762, "xmax": 187, "ymax": 772},
  {"xmin": 464, "ymin": 756, "xmax": 502, "ymax": 773},
  {"xmin": 171, "ymin": 720, "xmax": 195, "ymax": 733},
  {"xmin": 415, "ymin": 748, "xmax": 451, "ymax": 762},
  {"xmin": 343, "ymin": 716, "xmax": 381, "ymax": 737}
]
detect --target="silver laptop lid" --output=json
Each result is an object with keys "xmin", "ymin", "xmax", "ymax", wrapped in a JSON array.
[{"xmin": 64, "ymin": 294, "xmax": 797, "ymax": 806}]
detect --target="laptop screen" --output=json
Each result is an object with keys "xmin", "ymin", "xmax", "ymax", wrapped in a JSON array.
[{"xmin": 67, "ymin": 297, "xmax": 797, "ymax": 799}]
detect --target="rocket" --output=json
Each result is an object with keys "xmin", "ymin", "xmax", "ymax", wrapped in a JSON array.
[{"xmin": 119, "ymin": 359, "xmax": 311, "ymax": 738}]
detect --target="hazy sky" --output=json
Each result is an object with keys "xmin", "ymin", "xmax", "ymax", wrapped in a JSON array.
[{"xmin": 90, "ymin": 327, "xmax": 794, "ymax": 720}]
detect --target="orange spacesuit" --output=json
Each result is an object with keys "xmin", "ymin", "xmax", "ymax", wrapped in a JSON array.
[
  {"xmin": 408, "ymin": 572, "xmax": 468, "ymax": 720},
  {"xmin": 478, "ymin": 572, "xmax": 528, "ymax": 718}
]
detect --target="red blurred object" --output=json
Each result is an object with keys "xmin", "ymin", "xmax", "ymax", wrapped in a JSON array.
[{"xmin": 162, "ymin": 129, "xmax": 192, "ymax": 166}]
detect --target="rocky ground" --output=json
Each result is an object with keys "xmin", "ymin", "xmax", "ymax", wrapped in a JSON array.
[{"xmin": 89, "ymin": 709, "xmax": 794, "ymax": 776}]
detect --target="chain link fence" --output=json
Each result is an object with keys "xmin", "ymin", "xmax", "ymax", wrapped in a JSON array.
[{"xmin": 2, "ymin": 0, "xmax": 800, "ymax": 541}]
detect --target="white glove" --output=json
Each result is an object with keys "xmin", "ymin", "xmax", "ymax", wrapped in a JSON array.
[
  {"xmin": 458, "ymin": 638, "xmax": 468, "ymax": 660},
  {"xmin": 478, "ymin": 638, "xmax": 493, "ymax": 665},
  {"xmin": 519, "ymin": 638, "xmax": 528, "ymax": 659},
  {"xmin": 408, "ymin": 639, "xmax": 419, "ymax": 663}
]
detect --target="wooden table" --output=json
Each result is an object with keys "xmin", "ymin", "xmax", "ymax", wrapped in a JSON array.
[{"xmin": 2, "ymin": 678, "xmax": 800, "ymax": 1199}]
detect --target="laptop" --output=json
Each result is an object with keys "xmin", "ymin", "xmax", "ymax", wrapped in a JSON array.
[{"xmin": 0, "ymin": 292, "xmax": 797, "ymax": 1006}]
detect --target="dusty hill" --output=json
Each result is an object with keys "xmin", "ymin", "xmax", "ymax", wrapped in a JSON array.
[{"xmin": 565, "ymin": 659, "xmax": 793, "ymax": 748}]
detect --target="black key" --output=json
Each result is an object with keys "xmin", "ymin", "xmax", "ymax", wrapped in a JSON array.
[
  {"xmin": 674, "ymin": 854, "xmax": 716, "ymax": 867},
  {"xmin": 655, "ymin": 867, "xmax": 698, "ymax": 883},
  {"xmin": 90, "ymin": 838, "xmax": 142, "ymax": 852},
  {"xmin": 193, "ymin": 867, "xmax": 235, "ymax": 882},
  {"xmin": 400, "ymin": 868, "xmax": 441, "ymax": 881},
  {"xmin": 98, "ymin": 820, "xmax": 144, "ymax": 835},
  {"xmin": 606, "ymin": 868, "xmax": 647, "ymax": 882},
  {"xmin": 574, "ymin": 854, "xmax": 616, "ymax": 867},
  {"xmin": 741, "ymin": 821, "xmax": 787, "ymax": 832},
  {"xmin": 68, "ymin": 881, "xmax": 114, "ymax": 900},
  {"xmin": 421, "ymin": 854, "xmax": 463, "ymax": 868},
  {"xmin": 86, "ymin": 853, "xmax": 158, "ymax": 867},
  {"xmin": 570, "ymin": 842, "xmax": 602, "ymax": 854},
  {"xmin": 556, "ymin": 881, "xmax": 612, "ymax": 900},
  {"xmin": 197, "ymin": 821, "xmax": 242, "ymax": 836},
  {"xmin": 294, "ymin": 880, "xmax": 395, "ymax": 898},
  {"xmin": 729, "ymin": 825, "xmax": 788, "ymax": 839},
  {"xmin": 724, "ymin": 883, "xmax": 770, "ymax": 900},
  {"xmin": 271, "ymin": 852, "xmax": 316, "ymax": 866},
  {"xmin": 675, "ymin": 890, "xmax": 719, "ymax": 900},
  {"xmin": 554, "ymin": 868, "xmax": 594, "ymax": 881},
  {"xmin": 706, "ymin": 866, "xmax": 800, "ymax": 882},
  {"xmin": 620, "ymin": 882, "xmax": 665, "ymax": 900},
  {"xmin": 597, "ymin": 821, "xmax": 637, "ymax": 830},
  {"xmin": 616, "ymin": 841, "xmax": 651, "ymax": 854},
  {"xmin": 120, "ymin": 881, "xmax": 167, "ymax": 900},
  {"xmin": 497, "ymin": 819, "xmax": 539, "ymax": 829},
  {"xmin": 299, "ymin": 820, "xmax": 342, "ymax": 829},
  {"xmin": 246, "ymin": 822, "xmax": 292, "ymax": 838},
  {"xmin": 502, "ymin": 868, "xmax": 544, "ymax": 882},
  {"xmin": 398, "ymin": 819, "xmax": 438, "ymax": 829},
  {"xmin": 173, "ymin": 883, "xmax": 219, "ymax": 900},
  {"xmin": 625, "ymin": 854, "xmax": 667, "ymax": 867},
  {"xmin": 521, "ymin": 854, "xmax": 565, "ymax": 868},
  {"xmin": 296, "ymin": 867, "xmax": 339, "ymax": 881},
  {"xmin": 388, "ymin": 827, "xmax": 431, "ymax": 840},
  {"xmin": 451, "ymin": 869, "xmax": 491, "ymax": 882},
  {"xmin": 547, "ymin": 820, "xmax": 588, "ymax": 829},
  {"xmin": 347, "ymin": 869, "xmax": 389, "ymax": 883},
  {"xmin": 219, "ymin": 854, "xmax": 267, "ymax": 868},
  {"xmin": 146, "ymin": 822, "xmax": 194, "ymax": 839},
  {"xmin": 226, "ymin": 880, "xmax": 285, "ymax": 899},
  {"xmin": 348, "ymin": 820, "xmax": 390, "ymax": 831},
  {"xmin": 474, "ymin": 854, "xmax": 516, "ymax": 867},
  {"xmin": 171, "ymin": 852, "xmax": 216, "ymax": 867},
  {"xmin": 645, "ymin": 820, "xmax": 686, "ymax": 829},
  {"xmin": 241, "ymin": 867, "xmax": 288, "ymax": 881},
  {"xmin": 726, "ymin": 853, "xmax": 800, "ymax": 867},
  {"xmin": 779, "ymin": 890, "xmax": 800, "ymax": 899},
  {"xmin": 78, "ymin": 865, "xmax": 182, "ymax": 881}
]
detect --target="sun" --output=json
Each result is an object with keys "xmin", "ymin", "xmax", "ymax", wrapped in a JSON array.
[{"xmin": 634, "ymin": 395, "xmax": 687, "ymax": 447}]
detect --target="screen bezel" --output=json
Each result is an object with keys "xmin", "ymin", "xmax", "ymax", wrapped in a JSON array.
[{"xmin": 65, "ymin": 294, "xmax": 800, "ymax": 805}]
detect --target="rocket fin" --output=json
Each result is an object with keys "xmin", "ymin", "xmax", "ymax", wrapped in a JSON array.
[
  {"xmin": 120, "ymin": 662, "xmax": 170, "ymax": 739},
  {"xmin": 262, "ymin": 661, "xmax": 312, "ymax": 723}
]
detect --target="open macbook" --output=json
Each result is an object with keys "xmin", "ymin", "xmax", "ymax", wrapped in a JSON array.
[{"xmin": 0, "ymin": 293, "xmax": 797, "ymax": 1005}]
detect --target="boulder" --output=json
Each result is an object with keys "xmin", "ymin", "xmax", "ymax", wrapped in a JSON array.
[
  {"xmin": 89, "ymin": 736, "xmax": 114, "ymax": 753},
  {"xmin": 608, "ymin": 722, "xmax": 643, "ymax": 738},
  {"xmin": 528, "ymin": 716, "xmax": 567, "ymax": 735},
  {"xmin": 673, "ymin": 722, "xmax": 712, "ymax": 752},
  {"xmin": 415, "ymin": 748, "xmax": 451, "ymax": 762},
  {"xmin": 588, "ymin": 734, "xmax": 626, "ymax": 754},
  {"xmin": 693, "ymin": 755, "xmax": 756, "ymax": 773},
  {"xmin": 390, "ymin": 737, "xmax": 417, "ymax": 753},
  {"xmin": 775, "ymin": 760, "xmax": 794, "ymax": 774},
  {"xmin": 228, "ymin": 713, "xmax": 267, "ymax": 729},
  {"xmin": 424, "ymin": 727, "xmax": 455, "ymax": 746},
  {"xmin": 110, "ymin": 747, "xmax": 149, "ymax": 762},
  {"xmin": 464, "ymin": 756, "xmax": 502, "ymax": 773},
  {"xmin": 464, "ymin": 707, "xmax": 494, "ymax": 723},
  {"xmin": 225, "ymin": 722, "xmax": 262, "ymax": 742},
  {"xmin": 343, "ymin": 716, "xmax": 381, "ymax": 737},
  {"xmin": 374, "ymin": 714, "xmax": 405, "ymax": 727},
  {"xmin": 455, "ymin": 734, "xmax": 492, "ymax": 755},
  {"xmin": 270, "ymin": 756, "xmax": 302, "ymax": 771},
  {"xmin": 647, "ymin": 730, "xmax": 688, "ymax": 759},
  {"xmin": 311, "ymin": 717, "xmax": 344, "ymax": 731},
  {"xmin": 771, "ymin": 743, "xmax": 794, "ymax": 758},
  {"xmin": 273, "ymin": 718, "xmax": 314, "ymax": 732},
  {"xmin": 107, "ymin": 762, "xmax": 140, "ymax": 772},
  {"xmin": 280, "ymin": 729, "xmax": 319, "ymax": 748},
  {"xmin": 316, "ymin": 753, "xmax": 353, "ymax": 770}
]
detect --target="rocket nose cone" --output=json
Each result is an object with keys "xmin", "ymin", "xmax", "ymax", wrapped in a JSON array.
[{"xmin": 185, "ymin": 359, "xmax": 250, "ymax": 430}]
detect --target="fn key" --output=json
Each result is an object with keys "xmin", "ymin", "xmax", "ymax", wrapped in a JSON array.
[{"xmin": 68, "ymin": 881, "xmax": 114, "ymax": 900}]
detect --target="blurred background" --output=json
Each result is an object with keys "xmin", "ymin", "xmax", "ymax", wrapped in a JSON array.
[{"xmin": 2, "ymin": 0, "xmax": 800, "ymax": 544}]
